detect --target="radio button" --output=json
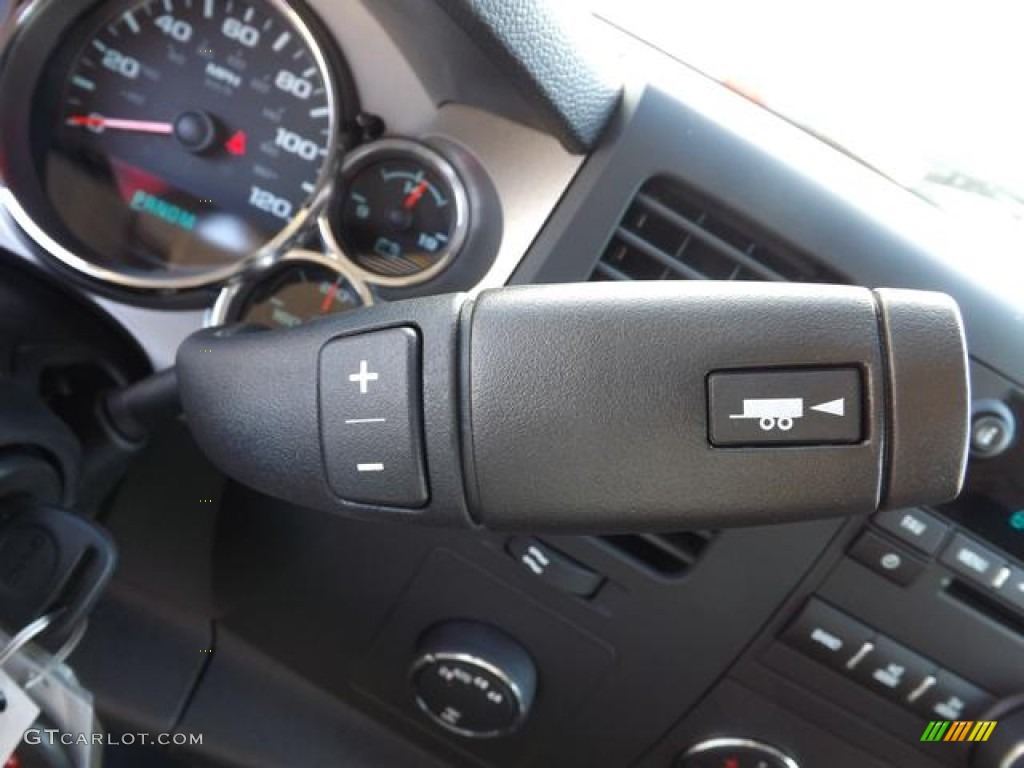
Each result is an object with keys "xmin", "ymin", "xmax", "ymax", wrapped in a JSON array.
[
  {"xmin": 848, "ymin": 531, "xmax": 926, "ymax": 586},
  {"xmin": 994, "ymin": 565, "xmax": 1024, "ymax": 611},
  {"xmin": 873, "ymin": 508, "xmax": 949, "ymax": 555},
  {"xmin": 940, "ymin": 534, "xmax": 1006, "ymax": 588},
  {"xmin": 781, "ymin": 599, "xmax": 874, "ymax": 671}
]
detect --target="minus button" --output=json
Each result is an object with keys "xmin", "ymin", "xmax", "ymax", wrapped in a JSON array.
[{"xmin": 357, "ymin": 463, "xmax": 384, "ymax": 472}]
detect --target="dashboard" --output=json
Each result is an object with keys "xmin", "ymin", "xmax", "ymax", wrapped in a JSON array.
[
  {"xmin": 1, "ymin": 2, "xmax": 1023, "ymax": 768},
  {"xmin": 0, "ymin": 0, "xmax": 583, "ymax": 366}
]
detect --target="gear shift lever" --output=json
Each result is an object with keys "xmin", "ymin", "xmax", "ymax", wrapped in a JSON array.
[{"xmin": 176, "ymin": 282, "xmax": 969, "ymax": 532}]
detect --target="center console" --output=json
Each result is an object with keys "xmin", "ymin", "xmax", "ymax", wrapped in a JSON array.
[{"xmin": 641, "ymin": 363, "xmax": 1024, "ymax": 768}]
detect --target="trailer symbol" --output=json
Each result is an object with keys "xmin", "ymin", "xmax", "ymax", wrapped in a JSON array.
[{"xmin": 729, "ymin": 397, "xmax": 804, "ymax": 431}]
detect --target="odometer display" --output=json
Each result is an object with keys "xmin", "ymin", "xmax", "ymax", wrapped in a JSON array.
[{"xmin": 38, "ymin": 0, "xmax": 342, "ymax": 287}]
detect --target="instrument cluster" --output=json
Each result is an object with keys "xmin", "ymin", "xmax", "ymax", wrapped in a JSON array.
[{"xmin": 0, "ymin": 0, "xmax": 482, "ymax": 329}]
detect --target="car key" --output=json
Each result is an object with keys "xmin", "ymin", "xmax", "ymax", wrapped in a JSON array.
[
  {"xmin": 0, "ymin": 666, "xmax": 40, "ymax": 764},
  {"xmin": 0, "ymin": 505, "xmax": 117, "ymax": 642},
  {"xmin": 1, "ymin": 613, "xmax": 98, "ymax": 767}
]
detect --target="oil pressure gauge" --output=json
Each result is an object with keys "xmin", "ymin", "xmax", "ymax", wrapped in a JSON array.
[{"xmin": 320, "ymin": 139, "xmax": 470, "ymax": 286}]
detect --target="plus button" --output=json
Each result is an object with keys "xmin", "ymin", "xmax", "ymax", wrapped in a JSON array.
[{"xmin": 348, "ymin": 360, "xmax": 379, "ymax": 394}]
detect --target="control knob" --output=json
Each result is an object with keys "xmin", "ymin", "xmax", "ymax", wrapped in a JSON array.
[
  {"xmin": 971, "ymin": 698, "xmax": 1024, "ymax": 768},
  {"xmin": 410, "ymin": 620, "xmax": 537, "ymax": 738}
]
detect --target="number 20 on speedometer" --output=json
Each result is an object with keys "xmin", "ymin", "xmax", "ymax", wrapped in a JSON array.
[{"xmin": 36, "ymin": 0, "xmax": 353, "ymax": 288}]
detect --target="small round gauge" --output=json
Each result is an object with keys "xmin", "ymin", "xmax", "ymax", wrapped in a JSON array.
[
  {"xmin": 209, "ymin": 251, "xmax": 371, "ymax": 329},
  {"xmin": 320, "ymin": 139, "xmax": 470, "ymax": 286}
]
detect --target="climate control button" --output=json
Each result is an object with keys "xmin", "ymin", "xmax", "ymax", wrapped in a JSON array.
[{"xmin": 849, "ymin": 635, "xmax": 935, "ymax": 705}]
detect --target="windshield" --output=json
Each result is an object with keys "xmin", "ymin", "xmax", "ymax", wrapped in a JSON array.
[{"xmin": 593, "ymin": 0, "xmax": 1024, "ymax": 244}]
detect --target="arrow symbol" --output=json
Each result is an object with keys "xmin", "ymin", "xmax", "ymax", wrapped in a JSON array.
[
  {"xmin": 224, "ymin": 130, "xmax": 247, "ymax": 156},
  {"xmin": 811, "ymin": 398, "xmax": 845, "ymax": 417}
]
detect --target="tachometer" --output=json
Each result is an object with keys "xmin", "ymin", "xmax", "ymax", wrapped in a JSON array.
[{"xmin": 30, "ymin": 0, "xmax": 351, "ymax": 289}]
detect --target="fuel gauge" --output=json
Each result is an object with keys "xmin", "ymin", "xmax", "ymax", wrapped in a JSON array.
[
  {"xmin": 321, "ymin": 139, "xmax": 470, "ymax": 286},
  {"xmin": 209, "ymin": 251, "xmax": 372, "ymax": 330}
]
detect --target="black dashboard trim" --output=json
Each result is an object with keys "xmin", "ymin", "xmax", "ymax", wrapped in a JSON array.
[{"xmin": 513, "ymin": 83, "xmax": 1024, "ymax": 388}]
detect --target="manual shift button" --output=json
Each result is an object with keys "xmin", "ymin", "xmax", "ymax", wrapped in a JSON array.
[{"xmin": 319, "ymin": 327, "xmax": 428, "ymax": 507}]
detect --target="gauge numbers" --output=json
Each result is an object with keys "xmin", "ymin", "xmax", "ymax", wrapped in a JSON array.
[
  {"xmin": 321, "ymin": 139, "xmax": 470, "ymax": 286},
  {"xmin": 43, "ymin": 0, "xmax": 343, "ymax": 286}
]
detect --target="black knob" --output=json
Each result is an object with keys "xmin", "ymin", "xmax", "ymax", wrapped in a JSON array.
[
  {"xmin": 971, "ymin": 699, "xmax": 1024, "ymax": 768},
  {"xmin": 410, "ymin": 621, "xmax": 537, "ymax": 738},
  {"xmin": 679, "ymin": 737, "xmax": 800, "ymax": 767},
  {"xmin": 970, "ymin": 400, "xmax": 1016, "ymax": 459}
]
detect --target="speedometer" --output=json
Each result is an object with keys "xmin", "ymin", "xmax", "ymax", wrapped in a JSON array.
[{"xmin": 22, "ymin": 0, "xmax": 353, "ymax": 289}]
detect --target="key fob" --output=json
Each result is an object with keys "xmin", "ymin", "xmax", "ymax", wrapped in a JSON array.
[
  {"xmin": 12, "ymin": 714, "xmax": 76, "ymax": 768},
  {"xmin": 0, "ymin": 505, "xmax": 117, "ymax": 640}
]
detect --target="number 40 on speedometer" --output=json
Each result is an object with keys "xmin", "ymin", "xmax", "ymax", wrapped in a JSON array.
[{"xmin": 36, "ymin": 0, "xmax": 351, "ymax": 288}]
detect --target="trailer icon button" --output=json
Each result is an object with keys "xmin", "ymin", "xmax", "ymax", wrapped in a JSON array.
[
  {"xmin": 730, "ymin": 397, "xmax": 804, "ymax": 431},
  {"xmin": 709, "ymin": 368, "xmax": 862, "ymax": 446}
]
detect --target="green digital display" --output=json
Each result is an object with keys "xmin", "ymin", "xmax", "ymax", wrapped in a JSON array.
[{"xmin": 129, "ymin": 190, "xmax": 196, "ymax": 232}]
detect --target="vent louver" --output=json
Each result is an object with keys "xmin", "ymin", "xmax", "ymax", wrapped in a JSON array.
[
  {"xmin": 590, "ymin": 176, "xmax": 843, "ymax": 578},
  {"xmin": 591, "ymin": 176, "xmax": 844, "ymax": 284},
  {"xmin": 598, "ymin": 531, "xmax": 715, "ymax": 579}
]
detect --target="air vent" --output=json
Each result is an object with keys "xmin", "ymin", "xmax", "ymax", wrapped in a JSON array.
[
  {"xmin": 598, "ymin": 530, "xmax": 715, "ymax": 579},
  {"xmin": 592, "ymin": 176, "xmax": 844, "ymax": 284}
]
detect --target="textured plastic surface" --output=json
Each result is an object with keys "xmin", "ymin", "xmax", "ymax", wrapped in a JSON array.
[
  {"xmin": 367, "ymin": 0, "xmax": 620, "ymax": 153},
  {"xmin": 874, "ymin": 289, "xmax": 970, "ymax": 509},
  {"xmin": 0, "ymin": 256, "xmax": 149, "ymax": 508},
  {"xmin": 464, "ymin": 282, "xmax": 889, "ymax": 531},
  {"xmin": 176, "ymin": 295, "xmax": 471, "ymax": 528},
  {"xmin": 178, "ymin": 282, "xmax": 969, "ymax": 533},
  {"xmin": 177, "ymin": 628, "xmax": 449, "ymax": 768},
  {"xmin": 430, "ymin": 0, "xmax": 621, "ymax": 151},
  {"xmin": 0, "ymin": 379, "xmax": 80, "ymax": 503}
]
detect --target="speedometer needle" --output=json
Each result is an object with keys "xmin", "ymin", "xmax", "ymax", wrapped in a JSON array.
[{"xmin": 66, "ymin": 115, "xmax": 174, "ymax": 135}]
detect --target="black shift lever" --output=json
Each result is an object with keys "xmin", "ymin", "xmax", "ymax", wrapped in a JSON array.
[{"xmin": 176, "ymin": 282, "xmax": 969, "ymax": 532}]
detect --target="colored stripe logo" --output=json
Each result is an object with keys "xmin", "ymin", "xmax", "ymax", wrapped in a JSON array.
[{"xmin": 920, "ymin": 720, "xmax": 997, "ymax": 742}]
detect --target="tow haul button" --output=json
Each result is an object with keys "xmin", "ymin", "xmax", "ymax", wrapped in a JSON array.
[{"xmin": 708, "ymin": 368, "xmax": 863, "ymax": 446}]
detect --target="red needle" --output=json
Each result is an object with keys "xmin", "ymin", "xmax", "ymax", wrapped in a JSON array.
[
  {"xmin": 320, "ymin": 279, "xmax": 342, "ymax": 314},
  {"xmin": 403, "ymin": 180, "xmax": 429, "ymax": 210},
  {"xmin": 66, "ymin": 115, "xmax": 174, "ymax": 135}
]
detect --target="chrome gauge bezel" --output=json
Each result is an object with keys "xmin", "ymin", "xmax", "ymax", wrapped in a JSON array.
[
  {"xmin": 206, "ymin": 248, "xmax": 373, "ymax": 327},
  {"xmin": 0, "ymin": 0, "xmax": 346, "ymax": 292},
  {"xmin": 319, "ymin": 137, "xmax": 471, "ymax": 288}
]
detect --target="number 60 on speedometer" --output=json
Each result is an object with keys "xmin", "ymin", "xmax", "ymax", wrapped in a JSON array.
[{"xmin": 16, "ymin": 0, "xmax": 356, "ymax": 290}]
